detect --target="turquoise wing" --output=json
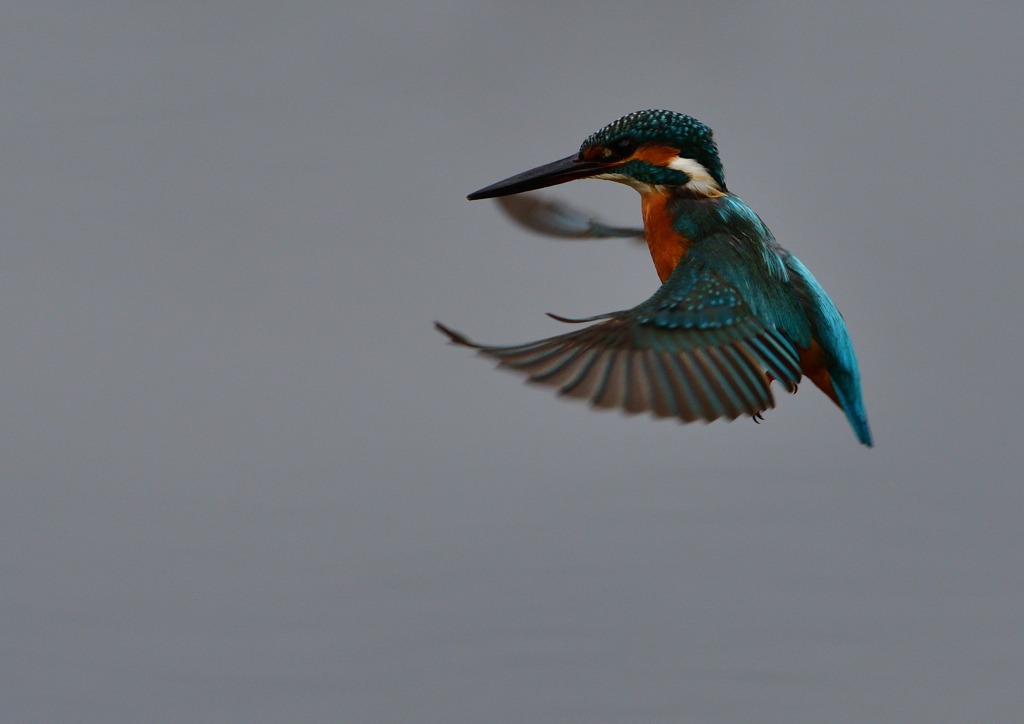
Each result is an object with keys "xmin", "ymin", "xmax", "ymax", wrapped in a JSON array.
[{"xmin": 436, "ymin": 236, "xmax": 807, "ymax": 423}]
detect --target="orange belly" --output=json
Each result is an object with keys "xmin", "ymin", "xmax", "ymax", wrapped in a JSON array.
[
  {"xmin": 642, "ymin": 191, "xmax": 690, "ymax": 282},
  {"xmin": 798, "ymin": 339, "xmax": 842, "ymax": 409}
]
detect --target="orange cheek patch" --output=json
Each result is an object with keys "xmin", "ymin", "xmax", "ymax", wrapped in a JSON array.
[
  {"xmin": 581, "ymin": 146, "xmax": 608, "ymax": 162},
  {"xmin": 631, "ymin": 144, "xmax": 681, "ymax": 167}
]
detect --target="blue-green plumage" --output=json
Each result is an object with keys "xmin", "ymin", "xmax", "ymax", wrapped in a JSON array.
[
  {"xmin": 442, "ymin": 110, "xmax": 872, "ymax": 446},
  {"xmin": 783, "ymin": 253, "xmax": 872, "ymax": 445}
]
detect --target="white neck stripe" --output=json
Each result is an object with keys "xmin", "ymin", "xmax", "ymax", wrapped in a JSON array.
[{"xmin": 666, "ymin": 156, "xmax": 722, "ymax": 196}]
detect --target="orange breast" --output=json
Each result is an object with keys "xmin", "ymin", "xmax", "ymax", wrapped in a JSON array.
[{"xmin": 642, "ymin": 191, "xmax": 690, "ymax": 282}]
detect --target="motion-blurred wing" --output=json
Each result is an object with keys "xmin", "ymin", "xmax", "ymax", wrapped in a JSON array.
[
  {"xmin": 496, "ymin": 194, "xmax": 646, "ymax": 243},
  {"xmin": 436, "ymin": 264, "xmax": 802, "ymax": 424}
]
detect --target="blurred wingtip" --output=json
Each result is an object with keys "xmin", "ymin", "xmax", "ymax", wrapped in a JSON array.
[
  {"xmin": 494, "ymin": 193, "xmax": 645, "ymax": 241},
  {"xmin": 433, "ymin": 321, "xmax": 479, "ymax": 348}
]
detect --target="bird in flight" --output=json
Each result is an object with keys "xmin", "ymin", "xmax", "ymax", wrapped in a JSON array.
[{"xmin": 436, "ymin": 110, "xmax": 872, "ymax": 446}]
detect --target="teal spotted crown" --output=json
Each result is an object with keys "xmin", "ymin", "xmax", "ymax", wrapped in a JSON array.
[{"xmin": 579, "ymin": 110, "xmax": 726, "ymax": 189}]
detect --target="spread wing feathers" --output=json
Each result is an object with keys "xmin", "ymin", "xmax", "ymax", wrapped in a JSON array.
[
  {"xmin": 496, "ymin": 194, "xmax": 646, "ymax": 243},
  {"xmin": 435, "ymin": 319, "xmax": 799, "ymax": 423},
  {"xmin": 435, "ymin": 264, "xmax": 802, "ymax": 424}
]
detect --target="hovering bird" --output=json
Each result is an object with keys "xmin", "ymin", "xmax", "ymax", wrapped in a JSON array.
[{"xmin": 436, "ymin": 110, "xmax": 871, "ymax": 446}]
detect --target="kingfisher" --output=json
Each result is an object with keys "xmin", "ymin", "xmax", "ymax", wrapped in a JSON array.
[{"xmin": 436, "ymin": 110, "xmax": 872, "ymax": 446}]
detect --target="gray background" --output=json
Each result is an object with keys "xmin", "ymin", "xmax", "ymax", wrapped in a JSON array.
[{"xmin": 1, "ymin": 2, "xmax": 1022, "ymax": 722}]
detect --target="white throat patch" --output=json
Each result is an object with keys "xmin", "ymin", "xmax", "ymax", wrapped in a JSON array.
[{"xmin": 666, "ymin": 156, "xmax": 723, "ymax": 196}]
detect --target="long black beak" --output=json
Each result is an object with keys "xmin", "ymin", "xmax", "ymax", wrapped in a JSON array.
[{"xmin": 467, "ymin": 155, "xmax": 609, "ymax": 200}]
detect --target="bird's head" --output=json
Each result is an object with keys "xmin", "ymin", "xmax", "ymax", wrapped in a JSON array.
[{"xmin": 468, "ymin": 110, "xmax": 726, "ymax": 200}]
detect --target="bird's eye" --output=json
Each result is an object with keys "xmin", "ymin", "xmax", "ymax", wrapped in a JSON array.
[{"xmin": 609, "ymin": 138, "xmax": 637, "ymax": 159}]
